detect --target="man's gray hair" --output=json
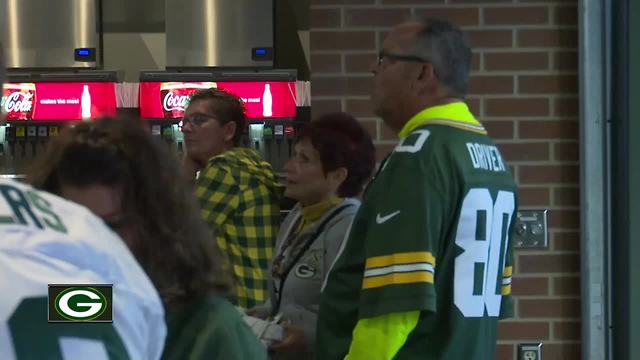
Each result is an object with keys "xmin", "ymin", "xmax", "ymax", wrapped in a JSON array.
[{"xmin": 411, "ymin": 18, "xmax": 472, "ymax": 98}]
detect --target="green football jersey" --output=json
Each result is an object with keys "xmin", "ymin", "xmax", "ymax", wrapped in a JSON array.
[
  {"xmin": 316, "ymin": 120, "xmax": 517, "ymax": 360},
  {"xmin": 162, "ymin": 295, "xmax": 267, "ymax": 360}
]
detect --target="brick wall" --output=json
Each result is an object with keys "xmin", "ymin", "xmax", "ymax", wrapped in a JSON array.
[{"xmin": 309, "ymin": 1, "xmax": 580, "ymax": 359}]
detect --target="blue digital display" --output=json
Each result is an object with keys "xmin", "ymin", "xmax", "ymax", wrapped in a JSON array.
[
  {"xmin": 254, "ymin": 48, "xmax": 267, "ymax": 56},
  {"xmin": 76, "ymin": 49, "xmax": 90, "ymax": 56}
]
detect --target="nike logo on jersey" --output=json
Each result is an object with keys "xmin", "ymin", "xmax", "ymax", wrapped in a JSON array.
[{"xmin": 376, "ymin": 210, "xmax": 401, "ymax": 224}]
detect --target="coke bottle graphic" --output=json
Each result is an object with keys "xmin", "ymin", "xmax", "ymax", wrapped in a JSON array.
[
  {"xmin": 262, "ymin": 83, "xmax": 273, "ymax": 117},
  {"xmin": 81, "ymin": 85, "xmax": 92, "ymax": 119}
]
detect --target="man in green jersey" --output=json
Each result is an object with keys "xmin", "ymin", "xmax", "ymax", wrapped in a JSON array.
[{"xmin": 316, "ymin": 18, "xmax": 518, "ymax": 360}]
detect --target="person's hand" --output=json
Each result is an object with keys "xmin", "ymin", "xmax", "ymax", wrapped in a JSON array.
[
  {"xmin": 245, "ymin": 307, "xmax": 268, "ymax": 319},
  {"xmin": 181, "ymin": 155, "xmax": 203, "ymax": 180},
  {"xmin": 269, "ymin": 322, "xmax": 306, "ymax": 354}
]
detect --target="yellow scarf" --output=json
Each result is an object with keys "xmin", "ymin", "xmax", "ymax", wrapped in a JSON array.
[{"xmin": 298, "ymin": 196, "xmax": 343, "ymax": 232}]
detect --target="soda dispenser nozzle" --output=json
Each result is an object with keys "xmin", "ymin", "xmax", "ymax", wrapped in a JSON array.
[{"xmin": 27, "ymin": 126, "xmax": 37, "ymax": 158}]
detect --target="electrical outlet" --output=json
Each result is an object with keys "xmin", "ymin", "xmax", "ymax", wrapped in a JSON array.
[
  {"xmin": 518, "ymin": 343, "xmax": 542, "ymax": 360},
  {"xmin": 513, "ymin": 209, "xmax": 549, "ymax": 249}
]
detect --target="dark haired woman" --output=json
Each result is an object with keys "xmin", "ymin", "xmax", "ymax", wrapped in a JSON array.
[
  {"xmin": 250, "ymin": 112, "xmax": 376, "ymax": 359},
  {"xmin": 28, "ymin": 118, "xmax": 266, "ymax": 359}
]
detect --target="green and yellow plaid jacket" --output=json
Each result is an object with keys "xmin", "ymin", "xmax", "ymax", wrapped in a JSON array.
[{"xmin": 195, "ymin": 147, "xmax": 283, "ymax": 309}]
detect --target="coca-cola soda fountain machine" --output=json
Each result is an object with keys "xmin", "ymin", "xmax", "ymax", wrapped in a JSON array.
[
  {"xmin": 138, "ymin": 69, "xmax": 300, "ymax": 174},
  {"xmin": 0, "ymin": 0, "xmax": 108, "ymax": 179},
  {"xmin": 0, "ymin": 71, "xmax": 118, "ymax": 177}
]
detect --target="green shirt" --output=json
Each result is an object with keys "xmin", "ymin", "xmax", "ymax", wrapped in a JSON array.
[
  {"xmin": 316, "ymin": 103, "xmax": 517, "ymax": 360},
  {"xmin": 163, "ymin": 295, "xmax": 267, "ymax": 360}
]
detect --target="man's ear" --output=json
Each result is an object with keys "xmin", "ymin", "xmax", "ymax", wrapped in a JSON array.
[
  {"xmin": 415, "ymin": 62, "xmax": 438, "ymax": 93},
  {"xmin": 417, "ymin": 62, "xmax": 436, "ymax": 82},
  {"xmin": 223, "ymin": 121, "xmax": 237, "ymax": 142}
]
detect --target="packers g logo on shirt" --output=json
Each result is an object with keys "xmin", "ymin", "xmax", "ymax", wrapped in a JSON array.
[{"xmin": 48, "ymin": 285, "xmax": 113, "ymax": 322}]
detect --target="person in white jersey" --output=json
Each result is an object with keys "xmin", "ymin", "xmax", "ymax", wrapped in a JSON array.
[{"xmin": 0, "ymin": 44, "xmax": 166, "ymax": 360}]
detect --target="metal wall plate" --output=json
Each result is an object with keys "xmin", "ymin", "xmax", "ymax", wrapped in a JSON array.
[
  {"xmin": 518, "ymin": 343, "xmax": 543, "ymax": 360},
  {"xmin": 513, "ymin": 209, "xmax": 549, "ymax": 249}
]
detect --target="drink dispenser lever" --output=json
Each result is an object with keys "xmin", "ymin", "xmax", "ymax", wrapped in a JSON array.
[
  {"xmin": 16, "ymin": 126, "xmax": 26, "ymax": 158},
  {"xmin": 160, "ymin": 125, "xmax": 172, "ymax": 143},
  {"xmin": 6, "ymin": 127, "xmax": 16, "ymax": 160},
  {"xmin": 273, "ymin": 124, "xmax": 285, "ymax": 173},
  {"xmin": 249, "ymin": 124, "xmax": 265, "ymax": 160},
  {"xmin": 3, "ymin": 127, "xmax": 16, "ymax": 174},
  {"xmin": 0, "ymin": 126, "xmax": 5, "ymax": 170},
  {"xmin": 284, "ymin": 125, "xmax": 295, "ymax": 158},
  {"xmin": 173, "ymin": 124, "xmax": 184, "ymax": 157},
  {"xmin": 27, "ymin": 126, "xmax": 37, "ymax": 158},
  {"xmin": 38, "ymin": 126, "xmax": 48, "ymax": 153},
  {"xmin": 262, "ymin": 124, "xmax": 273, "ymax": 163}
]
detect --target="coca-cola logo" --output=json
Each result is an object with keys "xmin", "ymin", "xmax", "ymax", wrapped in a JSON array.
[
  {"xmin": 3, "ymin": 92, "xmax": 34, "ymax": 113},
  {"xmin": 163, "ymin": 92, "xmax": 190, "ymax": 112}
]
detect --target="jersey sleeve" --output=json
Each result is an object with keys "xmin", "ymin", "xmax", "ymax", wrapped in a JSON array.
[
  {"xmin": 358, "ymin": 141, "xmax": 453, "ymax": 319},
  {"xmin": 499, "ymin": 209, "xmax": 517, "ymax": 319},
  {"xmin": 345, "ymin": 311, "xmax": 420, "ymax": 360}
]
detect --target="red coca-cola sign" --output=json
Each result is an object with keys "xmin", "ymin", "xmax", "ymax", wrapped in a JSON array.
[
  {"xmin": 139, "ymin": 81, "xmax": 297, "ymax": 119},
  {"xmin": 2, "ymin": 83, "xmax": 36, "ymax": 120},
  {"xmin": 163, "ymin": 92, "xmax": 188, "ymax": 111},
  {"xmin": 160, "ymin": 82, "xmax": 217, "ymax": 118},
  {"xmin": 1, "ymin": 82, "xmax": 117, "ymax": 121}
]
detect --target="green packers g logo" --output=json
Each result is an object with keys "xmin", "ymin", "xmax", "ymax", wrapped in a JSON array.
[{"xmin": 48, "ymin": 285, "xmax": 113, "ymax": 322}]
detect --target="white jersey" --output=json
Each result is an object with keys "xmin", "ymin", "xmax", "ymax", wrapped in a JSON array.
[{"xmin": 0, "ymin": 179, "xmax": 166, "ymax": 360}]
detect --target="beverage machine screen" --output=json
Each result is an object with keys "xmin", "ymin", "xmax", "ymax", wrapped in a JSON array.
[
  {"xmin": 138, "ymin": 81, "xmax": 296, "ymax": 119},
  {"xmin": 2, "ymin": 82, "xmax": 117, "ymax": 121}
]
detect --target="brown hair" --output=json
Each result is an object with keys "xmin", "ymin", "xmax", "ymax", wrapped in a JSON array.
[
  {"xmin": 297, "ymin": 112, "xmax": 376, "ymax": 197},
  {"xmin": 188, "ymin": 88, "xmax": 247, "ymax": 146},
  {"xmin": 28, "ymin": 117, "xmax": 232, "ymax": 307}
]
